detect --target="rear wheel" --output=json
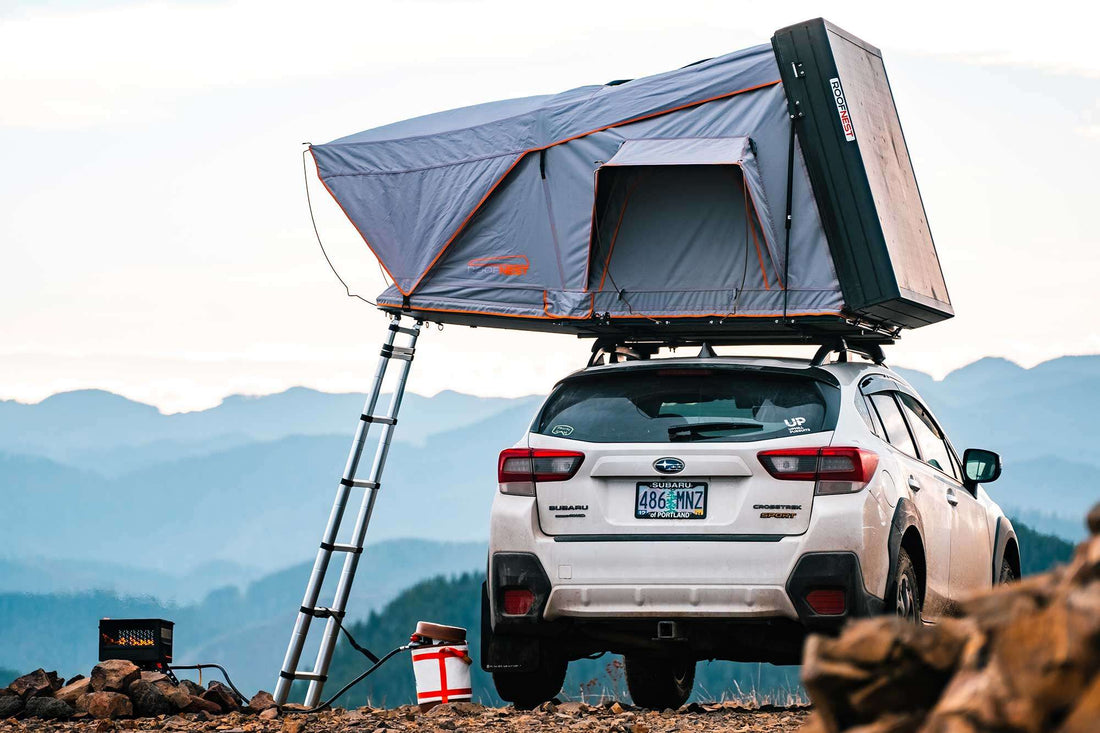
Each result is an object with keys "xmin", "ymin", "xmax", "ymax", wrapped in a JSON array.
[
  {"xmin": 624, "ymin": 656, "xmax": 695, "ymax": 710},
  {"xmin": 892, "ymin": 548, "xmax": 922, "ymax": 623},
  {"xmin": 492, "ymin": 655, "xmax": 566, "ymax": 710},
  {"xmin": 998, "ymin": 558, "xmax": 1016, "ymax": 584}
]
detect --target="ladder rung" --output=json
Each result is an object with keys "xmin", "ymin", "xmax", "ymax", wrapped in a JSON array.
[
  {"xmin": 280, "ymin": 671, "xmax": 327, "ymax": 683},
  {"xmin": 360, "ymin": 414, "xmax": 397, "ymax": 425},
  {"xmin": 320, "ymin": 542, "xmax": 363, "ymax": 554},
  {"xmin": 339, "ymin": 478, "xmax": 379, "ymax": 489},
  {"xmin": 389, "ymin": 323, "xmax": 419, "ymax": 337},
  {"xmin": 299, "ymin": 605, "xmax": 346, "ymax": 619},
  {"xmin": 380, "ymin": 344, "xmax": 415, "ymax": 360}
]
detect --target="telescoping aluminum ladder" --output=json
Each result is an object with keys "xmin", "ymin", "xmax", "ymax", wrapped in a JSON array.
[{"xmin": 273, "ymin": 315, "xmax": 422, "ymax": 706}]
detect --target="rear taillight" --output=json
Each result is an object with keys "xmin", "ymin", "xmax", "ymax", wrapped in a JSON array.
[
  {"xmin": 502, "ymin": 589, "xmax": 535, "ymax": 616},
  {"xmin": 757, "ymin": 447, "xmax": 878, "ymax": 495},
  {"xmin": 498, "ymin": 448, "xmax": 585, "ymax": 496},
  {"xmin": 805, "ymin": 589, "xmax": 846, "ymax": 615}
]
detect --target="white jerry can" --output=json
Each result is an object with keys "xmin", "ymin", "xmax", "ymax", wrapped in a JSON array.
[{"xmin": 410, "ymin": 621, "xmax": 472, "ymax": 710}]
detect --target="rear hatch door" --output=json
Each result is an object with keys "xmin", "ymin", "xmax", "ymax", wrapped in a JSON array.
[{"xmin": 529, "ymin": 363, "xmax": 841, "ymax": 537}]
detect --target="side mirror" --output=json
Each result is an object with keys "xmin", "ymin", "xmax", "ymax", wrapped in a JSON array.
[{"xmin": 963, "ymin": 448, "xmax": 1002, "ymax": 484}]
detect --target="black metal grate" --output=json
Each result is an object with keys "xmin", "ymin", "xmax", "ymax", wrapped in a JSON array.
[{"xmin": 99, "ymin": 618, "xmax": 174, "ymax": 666}]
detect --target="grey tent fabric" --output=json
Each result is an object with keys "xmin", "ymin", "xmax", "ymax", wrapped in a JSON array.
[{"xmin": 311, "ymin": 43, "xmax": 844, "ymax": 327}]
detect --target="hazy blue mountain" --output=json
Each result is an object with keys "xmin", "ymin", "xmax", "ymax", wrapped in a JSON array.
[
  {"xmin": 0, "ymin": 539, "xmax": 486, "ymax": 693},
  {"xmin": 0, "ymin": 402, "xmax": 532, "ymax": 572},
  {"xmin": 0, "ymin": 557, "xmax": 257, "ymax": 605},
  {"xmin": 0, "ymin": 388, "xmax": 542, "ymax": 476}
]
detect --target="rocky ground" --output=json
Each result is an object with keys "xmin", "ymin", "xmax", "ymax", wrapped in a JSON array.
[{"xmin": 0, "ymin": 700, "xmax": 811, "ymax": 733}]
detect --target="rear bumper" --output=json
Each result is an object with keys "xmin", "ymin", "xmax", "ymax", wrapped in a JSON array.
[{"xmin": 489, "ymin": 486, "xmax": 890, "ymax": 612}]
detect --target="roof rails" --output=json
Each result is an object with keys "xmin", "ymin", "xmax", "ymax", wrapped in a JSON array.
[
  {"xmin": 810, "ymin": 339, "xmax": 886, "ymax": 366},
  {"xmin": 586, "ymin": 335, "xmax": 887, "ymax": 368}
]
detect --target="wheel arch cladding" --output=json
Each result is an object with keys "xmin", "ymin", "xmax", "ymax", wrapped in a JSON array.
[
  {"xmin": 887, "ymin": 498, "xmax": 927, "ymax": 601},
  {"xmin": 992, "ymin": 516, "xmax": 1020, "ymax": 582}
]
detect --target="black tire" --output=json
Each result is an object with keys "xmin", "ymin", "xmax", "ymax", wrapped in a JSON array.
[
  {"xmin": 891, "ymin": 548, "xmax": 922, "ymax": 623},
  {"xmin": 492, "ymin": 655, "xmax": 566, "ymax": 709},
  {"xmin": 624, "ymin": 656, "xmax": 695, "ymax": 710},
  {"xmin": 998, "ymin": 558, "xmax": 1016, "ymax": 584}
]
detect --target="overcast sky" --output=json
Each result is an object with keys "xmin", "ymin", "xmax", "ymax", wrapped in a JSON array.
[{"xmin": 3, "ymin": 0, "xmax": 1098, "ymax": 412}]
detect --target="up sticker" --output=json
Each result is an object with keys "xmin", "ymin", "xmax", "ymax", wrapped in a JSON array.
[{"xmin": 785, "ymin": 417, "xmax": 810, "ymax": 435}]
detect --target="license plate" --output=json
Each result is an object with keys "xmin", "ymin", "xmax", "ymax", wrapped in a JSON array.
[{"xmin": 635, "ymin": 481, "xmax": 707, "ymax": 519}]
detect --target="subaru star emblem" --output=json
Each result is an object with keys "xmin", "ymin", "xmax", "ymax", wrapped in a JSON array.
[{"xmin": 653, "ymin": 457, "xmax": 685, "ymax": 474}]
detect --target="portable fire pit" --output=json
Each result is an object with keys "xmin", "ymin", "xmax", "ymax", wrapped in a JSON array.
[{"xmin": 99, "ymin": 618, "xmax": 174, "ymax": 670}]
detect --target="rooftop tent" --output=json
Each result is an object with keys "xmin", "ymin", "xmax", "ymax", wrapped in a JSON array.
[{"xmin": 309, "ymin": 18, "xmax": 951, "ymax": 343}]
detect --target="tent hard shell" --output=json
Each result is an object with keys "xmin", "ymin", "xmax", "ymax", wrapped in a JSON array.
[{"xmin": 310, "ymin": 18, "xmax": 952, "ymax": 345}]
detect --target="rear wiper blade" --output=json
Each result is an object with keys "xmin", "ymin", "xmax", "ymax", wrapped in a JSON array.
[{"xmin": 667, "ymin": 420, "xmax": 764, "ymax": 440}]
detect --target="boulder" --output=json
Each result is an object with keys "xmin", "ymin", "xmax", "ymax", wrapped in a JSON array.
[
  {"xmin": 179, "ymin": 679, "xmax": 205, "ymax": 697},
  {"xmin": 78, "ymin": 691, "xmax": 133, "ymax": 719},
  {"xmin": 801, "ymin": 616, "xmax": 969, "ymax": 731},
  {"xmin": 201, "ymin": 680, "xmax": 240, "ymax": 713},
  {"xmin": 183, "ymin": 695, "xmax": 223, "ymax": 715},
  {"xmin": 159, "ymin": 685, "xmax": 192, "ymax": 711},
  {"xmin": 800, "ymin": 501, "xmax": 1100, "ymax": 733},
  {"xmin": 129, "ymin": 680, "xmax": 174, "ymax": 717},
  {"xmin": 8, "ymin": 668, "xmax": 62, "ymax": 698},
  {"xmin": 55, "ymin": 677, "xmax": 92, "ymax": 705},
  {"xmin": 138, "ymin": 670, "xmax": 169, "ymax": 685},
  {"xmin": 90, "ymin": 660, "xmax": 140, "ymax": 693},
  {"xmin": 0, "ymin": 694, "xmax": 23, "ymax": 718},
  {"xmin": 246, "ymin": 690, "xmax": 278, "ymax": 714},
  {"xmin": 25, "ymin": 696, "xmax": 75, "ymax": 720}
]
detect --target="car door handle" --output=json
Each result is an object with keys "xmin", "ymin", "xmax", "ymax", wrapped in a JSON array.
[
  {"xmin": 907, "ymin": 476, "xmax": 921, "ymax": 491},
  {"xmin": 946, "ymin": 487, "xmax": 959, "ymax": 506}
]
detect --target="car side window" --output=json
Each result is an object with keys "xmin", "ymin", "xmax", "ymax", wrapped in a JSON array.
[
  {"xmin": 854, "ymin": 392, "xmax": 882, "ymax": 437},
  {"xmin": 897, "ymin": 394, "xmax": 958, "ymax": 480},
  {"xmin": 947, "ymin": 446, "xmax": 964, "ymax": 482},
  {"xmin": 869, "ymin": 393, "xmax": 917, "ymax": 457}
]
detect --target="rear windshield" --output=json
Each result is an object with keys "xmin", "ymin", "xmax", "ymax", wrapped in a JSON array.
[{"xmin": 535, "ymin": 368, "xmax": 838, "ymax": 443}]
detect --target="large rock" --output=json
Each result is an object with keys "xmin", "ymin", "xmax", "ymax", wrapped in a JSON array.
[
  {"xmin": 8, "ymin": 668, "xmax": 62, "ymax": 698},
  {"xmin": 158, "ymin": 684, "xmax": 193, "ymax": 711},
  {"xmin": 247, "ymin": 690, "xmax": 278, "ymax": 714},
  {"xmin": 800, "ymin": 502, "xmax": 1100, "ymax": 733},
  {"xmin": 801, "ymin": 617, "xmax": 970, "ymax": 731},
  {"xmin": 129, "ymin": 680, "xmax": 175, "ymax": 717},
  {"xmin": 202, "ymin": 680, "xmax": 240, "ymax": 713},
  {"xmin": 0, "ymin": 693, "xmax": 23, "ymax": 718},
  {"xmin": 25, "ymin": 696, "xmax": 74, "ymax": 720},
  {"xmin": 78, "ymin": 691, "xmax": 133, "ymax": 719},
  {"xmin": 138, "ymin": 670, "xmax": 169, "ymax": 685},
  {"xmin": 90, "ymin": 659, "xmax": 140, "ymax": 693},
  {"xmin": 179, "ymin": 679, "xmax": 205, "ymax": 697},
  {"xmin": 183, "ymin": 695, "xmax": 223, "ymax": 715},
  {"xmin": 55, "ymin": 677, "xmax": 91, "ymax": 705}
]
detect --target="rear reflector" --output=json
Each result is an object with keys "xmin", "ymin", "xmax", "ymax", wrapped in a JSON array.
[
  {"xmin": 757, "ymin": 447, "xmax": 878, "ymax": 494},
  {"xmin": 498, "ymin": 448, "xmax": 584, "ymax": 484},
  {"xmin": 805, "ymin": 589, "xmax": 846, "ymax": 615},
  {"xmin": 502, "ymin": 589, "xmax": 535, "ymax": 616}
]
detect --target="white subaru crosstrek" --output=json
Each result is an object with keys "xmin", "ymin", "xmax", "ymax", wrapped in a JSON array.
[{"xmin": 480, "ymin": 351, "xmax": 1018, "ymax": 709}]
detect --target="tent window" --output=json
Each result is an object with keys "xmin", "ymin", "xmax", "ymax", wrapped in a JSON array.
[{"xmin": 589, "ymin": 163, "xmax": 779, "ymax": 307}]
